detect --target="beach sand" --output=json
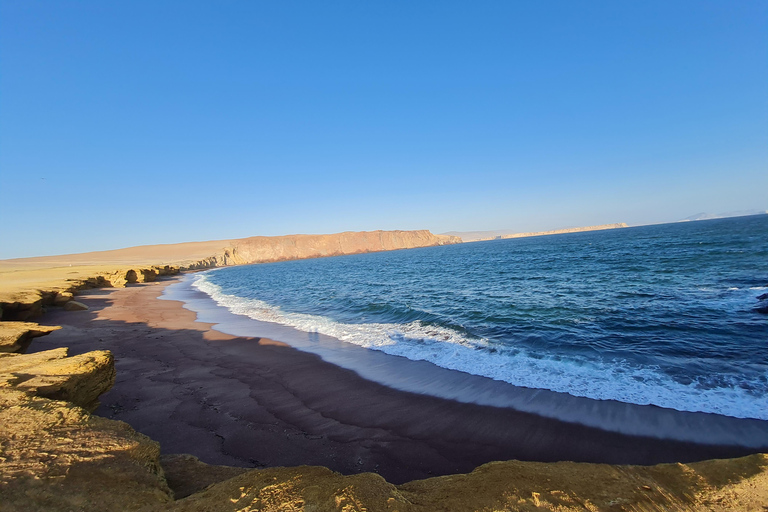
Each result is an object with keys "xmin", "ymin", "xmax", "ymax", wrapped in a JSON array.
[{"xmin": 29, "ymin": 277, "xmax": 758, "ymax": 485}]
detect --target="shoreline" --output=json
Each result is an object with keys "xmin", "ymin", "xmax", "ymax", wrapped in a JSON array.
[
  {"xmin": 167, "ymin": 272, "xmax": 768, "ymax": 447},
  {"xmin": 30, "ymin": 277, "xmax": 765, "ymax": 484}
]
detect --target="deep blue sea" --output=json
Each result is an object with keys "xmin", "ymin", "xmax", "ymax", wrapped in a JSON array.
[{"xmin": 191, "ymin": 215, "xmax": 768, "ymax": 421}]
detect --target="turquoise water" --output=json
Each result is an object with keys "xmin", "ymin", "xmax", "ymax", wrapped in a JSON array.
[{"xmin": 192, "ymin": 215, "xmax": 768, "ymax": 420}]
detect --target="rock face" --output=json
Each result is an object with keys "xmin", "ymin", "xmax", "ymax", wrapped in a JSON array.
[
  {"xmin": 186, "ymin": 230, "xmax": 462, "ymax": 269},
  {"xmin": 63, "ymin": 300, "xmax": 89, "ymax": 311},
  {"xmin": 165, "ymin": 455, "xmax": 768, "ymax": 511},
  {"xmin": 0, "ymin": 349, "xmax": 171, "ymax": 512}
]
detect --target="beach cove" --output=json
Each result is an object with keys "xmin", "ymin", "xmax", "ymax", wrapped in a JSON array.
[{"xmin": 1, "ymin": 228, "xmax": 767, "ymax": 510}]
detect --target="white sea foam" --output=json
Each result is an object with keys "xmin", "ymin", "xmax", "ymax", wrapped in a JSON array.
[{"xmin": 193, "ymin": 273, "xmax": 768, "ymax": 420}]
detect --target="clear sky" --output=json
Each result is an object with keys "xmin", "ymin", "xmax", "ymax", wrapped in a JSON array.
[{"xmin": 1, "ymin": 1, "xmax": 766, "ymax": 258}]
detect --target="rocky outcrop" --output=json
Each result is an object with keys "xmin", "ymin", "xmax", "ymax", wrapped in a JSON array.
[
  {"xmin": 0, "ymin": 347, "xmax": 115, "ymax": 411},
  {"xmin": 0, "ymin": 349, "xmax": 171, "ymax": 512},
  {"xmin": 0, "ymin": 230, "xmax": 455, "ymax": 319},
  {"xmin": 0, "ymin": 265, "xmax": 182, "ymax": 320},
  {"xmin": 0, "ymin": 322, "xmax": 60, "ymax": 353},
  {"xmin": 160, "ymin": 454, "xmax": 249, "ymax": 499},
  {"xmin": 163, "ymin": 455, "xmax": 768, "ymax": 511},
  {"xmin": 63, "ymin": 300, "xmax": 89, "ymax": 311}
]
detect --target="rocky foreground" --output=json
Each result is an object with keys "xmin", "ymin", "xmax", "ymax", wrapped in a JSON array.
[
  {"xmin": 1, "ymin": 230, "xmax": 767, "ymax": 511},
  {"xmin": 1, "ymin": 338, "xmax": 766, "ymax": 511}
]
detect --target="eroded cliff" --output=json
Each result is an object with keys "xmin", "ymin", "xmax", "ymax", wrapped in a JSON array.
[
  {"xmin": 190, "ymin": 230, "xmax": 461, "ymax": 268},
  {"xmin": 0, "ymin": 230, "xmax": 460, "ymax": 319}
]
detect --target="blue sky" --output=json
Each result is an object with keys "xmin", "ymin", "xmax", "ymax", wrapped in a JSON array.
[{"xmin": 1, "ymin": 1, "xmax": 766, "ymax": 258}]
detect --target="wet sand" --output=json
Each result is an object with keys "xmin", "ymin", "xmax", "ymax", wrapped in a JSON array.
[{"xmin": 31, "ymin": 278, "xmax": 760, "ymax": 484}]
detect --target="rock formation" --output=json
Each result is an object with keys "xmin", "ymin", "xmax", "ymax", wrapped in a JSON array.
[
  {"xmin": 0, "ymin": 322, "xmax": 60, "ymax": 353},
  {"xmin": 0, "ymin": 347, "xmax": 115, "ymax": 411},
  {"xmin": 0, "ymin": 230, "xmax": 458, "ymax": 320},
  {"xmin": 0, "ymin": 349, "xmax": 172, "ymax": 511},
  {"xmin": 188, "ymin": 230, "xmax": 461, "ymax": 269}
]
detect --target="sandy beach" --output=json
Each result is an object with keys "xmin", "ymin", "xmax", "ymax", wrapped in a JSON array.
[{"xmin": 27, "ymin": 276, "xmax": 759, "ymax": 485}]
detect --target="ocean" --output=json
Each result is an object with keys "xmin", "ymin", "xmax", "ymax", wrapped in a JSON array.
[{"xmin": 167, "ymin": 215, "xmax": 768, "ymax": 430}]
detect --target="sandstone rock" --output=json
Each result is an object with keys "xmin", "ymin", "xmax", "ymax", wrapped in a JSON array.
[
  {"xmin": 64, "ymin": 300, "xmax": 89, "ymax": 311},
  {"xmin": 162, "ymin": 454, "xmax": 768, "ymax": 511},
  {"xmin": 53, "ymin": 291, "xmax": 73, "ymax": 306},
  {"xmin": 0, "ymin": 388, "xmax": 172, "ymax": 512},
  {"xmin": 186, "ymin": 230, "xmax": 463, "ymax": 269},
  {"xmin": 0, "ymin": 348, "xmax": 115, "ymax": 411},
  {"xmin": 160, "ymin": 454, "xmax": 249, "ymax": 499},
  {"xmin": 0, "ymin": 348, "xmax": 171, "ymax": 511},
  {"xmin": 169, "ymin": 465, "xmax": 407, "ymax": 512},
  {"xmin": 0, "ymin": 322, "xmax": 61, "ymax": 353}
]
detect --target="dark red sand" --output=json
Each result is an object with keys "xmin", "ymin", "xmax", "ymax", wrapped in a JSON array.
[{"xmin": 32, "ymin": 278, "xmax": 757, "ymax": 484}]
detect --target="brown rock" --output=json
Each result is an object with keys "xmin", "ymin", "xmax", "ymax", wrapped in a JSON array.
[
  {"xmin": 0, "ymin": 388, "xmax": 172, "ymax": 512},
  {"xmin": 169, "ymin": 465, "xmax": 407, "ymax": 512},
  {"xmin": 52, "ymin": 291, "xmax": 73, "ymax": 306},
  {"xmin": 0, "ymin": 348, "xmax": 115, "ymax": 411},
  {"xmin": 163, "ymin": 454, "xmax": 768, "ymax": 511},
  {"xmin": 64, "ymin": 300, "xmax": 89, "ymax": 311}
]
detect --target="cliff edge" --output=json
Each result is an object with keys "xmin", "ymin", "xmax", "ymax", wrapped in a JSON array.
[{"xmin": 0, "ymin": 229, "xmax": 460, "ymax": 320}]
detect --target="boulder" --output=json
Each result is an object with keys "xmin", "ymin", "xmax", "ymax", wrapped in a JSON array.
[
  {"xmin": 64, "ymin": 300, "xmax": 89, "ymax": 311},
  {"xmin": 160, "ymin": 454, "xmax": 249, "ymax": 499},
  {"xmin": 164, "ymin": 455, "xmax": 768, "ymax": 511},
  {"xmin": 53, "ymin": 291, "xmax": 73, "ymax": 306},
  {"xmin": 0, "ymin": 388, "xmax": 172, "ymax": 511}
]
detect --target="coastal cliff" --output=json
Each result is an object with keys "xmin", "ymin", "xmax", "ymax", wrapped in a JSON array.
[{"xmin": 0, "ymin": 229, "xmax": 459, "ymax": 320}]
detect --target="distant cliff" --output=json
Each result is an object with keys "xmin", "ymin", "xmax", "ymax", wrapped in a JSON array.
[
  {"xmin": 187, "ymin": 230, "xmax": 462, "ymax": 269},
  {"xmin": 445, "ymin": 223, "xmax": 628, "ymax": 242},
  {"xmin": 501, "ymin": 223, "xmax": 628, "ymax": 239},
  {"xmin": 0, "ymin": 230, "xmax": 461, "ymax": 316}
]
